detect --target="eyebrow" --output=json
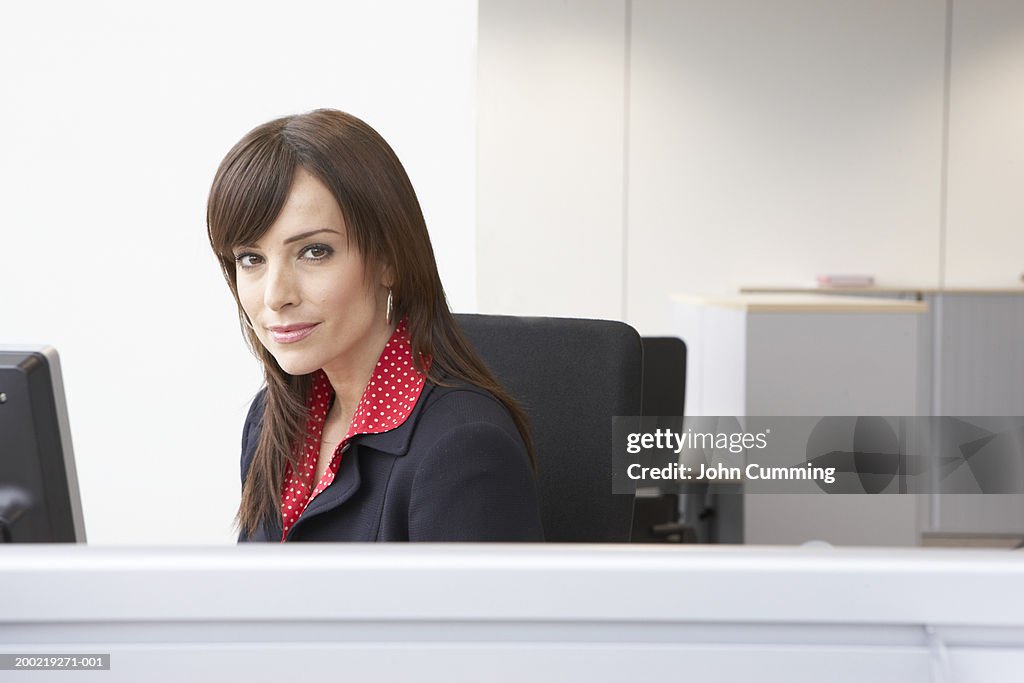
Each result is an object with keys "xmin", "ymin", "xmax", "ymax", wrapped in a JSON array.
[
  {"xmin": 283, "ymin": 228, "xmax": 342, "ymax": 245},
  {"xmin": 238, "ymin": 228, "xmax": 342, "ymax": 250}
]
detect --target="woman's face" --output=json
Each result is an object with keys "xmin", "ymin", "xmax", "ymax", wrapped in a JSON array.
[{"xmin": 232, "ymin": 167, "xmax": 390, "ymax": 380}]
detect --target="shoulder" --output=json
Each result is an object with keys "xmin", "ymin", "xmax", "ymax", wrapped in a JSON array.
[
  {"xmin": 419, "ymin": 379, "xmax": 515, "ymax": 421},
  {"xmin": 398, "ymin": 379, "xmax": 543, "ymax": 541},
  {"xmin": 245, "ymin": 387, "xmax": 267, "ymax": 428},
  {"xmin": 411, "ymin": 380, "xmax": 524, "ymax": 451},
  {"xmin": 243, "ymin": 388, "xmax": 267, "ymax": 443},
  {"xmin": 402, "ymin": 378, "xmax": 534, "ymax": 493},
  {"xmin": 240, "ymin": 387, "xmax": 268, "ymax": 477}
]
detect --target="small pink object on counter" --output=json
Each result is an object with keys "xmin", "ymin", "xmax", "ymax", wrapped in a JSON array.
[{"xmin": 815, "ymin": 274, "xmax": 875, "ymax": 288}]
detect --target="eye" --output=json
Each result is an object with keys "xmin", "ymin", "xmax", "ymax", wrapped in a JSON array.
[
  {"xmin": 300, "ymin": 244, "xmax": 333, "ymax": 261},
  {"xmin": 234, "ymin": 253, "xmax": 263, "ymax": 269}
]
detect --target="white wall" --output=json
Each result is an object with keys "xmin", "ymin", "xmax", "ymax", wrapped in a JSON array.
[
  {"xmin": 477, "ymin": 0, "xmax": 1024, "ymax": 336},
  {"xmin": 477, "ymin": 0, "xmax": 627, "ymax": 319},
  {"xmin": 945, "ymin": 0, "xmax": 1024, "ymax": 287},
  {"xmin": 0, "ymin": 1, "xmax": 478, "ymax": 544},
  {"xmin": 627, "ymin": 0, "xmax": 946, "ymax": 334}
]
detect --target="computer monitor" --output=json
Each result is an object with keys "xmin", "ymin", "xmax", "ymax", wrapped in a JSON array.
[{"xmin": 0, "ymin": 346, "xmax": 85, "ymax": 542}]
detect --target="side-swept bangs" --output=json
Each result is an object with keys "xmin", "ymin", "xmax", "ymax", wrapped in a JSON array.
[{"xmin": 207, "ymin": 120, "xmax": 298, "ymax": 283}]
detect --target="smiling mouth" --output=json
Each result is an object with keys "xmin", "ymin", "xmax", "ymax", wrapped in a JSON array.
[{"xmin": 268, "ymin": 324, "xmax": 319, "ymax": 344}]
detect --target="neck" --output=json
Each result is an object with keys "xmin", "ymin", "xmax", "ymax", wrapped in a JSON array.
[{"xmin": 320, "ymin": 319, "xmax": 395, "ymax": 420}]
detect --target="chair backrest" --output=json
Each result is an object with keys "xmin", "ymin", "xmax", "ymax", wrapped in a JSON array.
[
  {"xmin": 632, "ymin": 337, "xmax": 690, "ymax": 543},
  {"xmin": 640, "ymin": 337, "xmax": 687, "ymax": 418},
  {"xmin": 455, "ymin": 314, "xmax": 643, "ymax": 542}
]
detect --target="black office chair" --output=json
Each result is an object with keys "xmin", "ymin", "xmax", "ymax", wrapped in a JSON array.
[
  {"xmin": 631, "ymin": 337, "xmax": 693, "ymax": 543},
  {"xmin": 640, "ymin": 338, "xmax": 687, "ymax": 419},
  {"xmin": 630, "ymin": 337, "xmax": 742, "ymax": 543},
  {"xmin": 455, "ymin": 314, "xmax": 642, "ymax": 542}
]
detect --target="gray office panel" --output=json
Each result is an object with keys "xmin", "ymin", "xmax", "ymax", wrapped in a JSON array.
[
  {"xmin": 933, "ymin": 294, "xmax": 1024, "ymax": 415},
  {"xmin": 720, "ymin": 290, "xmax": 1024, "ymax": 541},
  {"xmin": 745, "ymin": 311, "xmax": 921, "ymax": 416},
  {"xmin": 932, "ymin": 294, "xmax": 1024, "ymax": 535},
  {"xmin": 744, "ymin": 311, "xmax": 921, "ymax": 546}
]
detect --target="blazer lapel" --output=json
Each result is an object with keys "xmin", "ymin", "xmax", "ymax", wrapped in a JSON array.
[
  {"xmin": 288, "ymin": 442, "xmax": 364, "ymax": 535},
  {"xmin": 280, "ymin": 379, "xmax": 438, "ymax": 540},
  {"xmin": 251, "ymin": 447, "xmax": 362, "ymax": 543}
]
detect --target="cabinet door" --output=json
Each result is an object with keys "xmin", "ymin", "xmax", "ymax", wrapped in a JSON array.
[{"xmin": 931, "ymin": 294, "xmax": 1024, "ymax": 535}]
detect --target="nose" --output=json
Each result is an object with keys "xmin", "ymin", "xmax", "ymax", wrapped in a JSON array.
[{"xmin": 263, "ymin": 262, "xmax": 301, "ymax": 312}]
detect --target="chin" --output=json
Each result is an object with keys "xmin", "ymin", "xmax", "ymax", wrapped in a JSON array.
[{"xmin": 268, "ymin": 348, "xmax": 322, "ymax": 377}]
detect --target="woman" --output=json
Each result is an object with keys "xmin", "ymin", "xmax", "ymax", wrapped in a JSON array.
[{"xmin": 207, "ymin": 109, "xmax": 544, "ymax": 542}]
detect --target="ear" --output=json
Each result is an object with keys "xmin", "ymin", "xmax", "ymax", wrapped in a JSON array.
[{"xmin": 379, "ymin": 263, "xmax": 395, "ymax": 289}]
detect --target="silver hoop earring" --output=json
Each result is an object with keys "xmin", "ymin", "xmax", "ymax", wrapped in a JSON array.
[{"xmin": 386, "ymin": 288, "xmax": 394, "ymax": 325}]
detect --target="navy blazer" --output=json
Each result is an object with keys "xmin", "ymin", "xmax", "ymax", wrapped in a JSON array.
[{"xmin": 238, "ymin": 378, "xmax": 545, "ymax": 542}]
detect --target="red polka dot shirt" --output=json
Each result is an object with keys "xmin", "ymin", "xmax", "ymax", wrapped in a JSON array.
[{"xmin": 279, "ymin": 318, "xmax": 428, "ymax": 540}]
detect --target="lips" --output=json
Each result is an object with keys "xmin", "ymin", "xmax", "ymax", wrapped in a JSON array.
[{"xmin": 267, "ymin": 323, "xmax": 319, "ymax": 344}]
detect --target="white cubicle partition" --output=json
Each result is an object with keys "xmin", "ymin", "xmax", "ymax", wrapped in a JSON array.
[{"xmin": 1, "ymin": 544, "xmax": 1023, "ymax": 682}]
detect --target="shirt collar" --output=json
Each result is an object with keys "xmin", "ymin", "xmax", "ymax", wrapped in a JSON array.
[{"xmin": 312, "ymin": 317, "xmax": 429, "ymax": 445}]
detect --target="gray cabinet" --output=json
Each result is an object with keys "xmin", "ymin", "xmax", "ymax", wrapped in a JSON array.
[
  {"xmin": 673, "ymin": 293, "xmax": 926, "ymax": 546},
  {"xmin": 735, "ymin": 287, "xmax": 1024, "ymax": 541}
]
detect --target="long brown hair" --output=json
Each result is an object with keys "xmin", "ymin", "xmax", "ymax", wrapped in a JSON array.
[{"xmin": 207, "ymin": 109, "xmax": 534, "ymax": 537}]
